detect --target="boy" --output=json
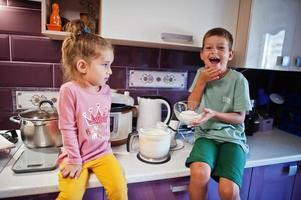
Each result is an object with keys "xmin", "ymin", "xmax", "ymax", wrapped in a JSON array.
[{"xmin": 186, "ymin": 27, "xmax": 251, "ymax": 200}]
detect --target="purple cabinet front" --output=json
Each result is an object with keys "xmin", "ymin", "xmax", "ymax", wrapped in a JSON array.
[
  {"xmin": 292, "ymin": 161, "xmax": 301, "ymax": 200},
  {"xmin": 127, "ymin": 177, "xmax": 189, "ymax": 200},
  {"xmin": 248, "ymin": 162, "xmax": 297, "ymax": 200},
  {"xmin": 208, "ymin": 167, "xmax": 252, "ymax": 200}
]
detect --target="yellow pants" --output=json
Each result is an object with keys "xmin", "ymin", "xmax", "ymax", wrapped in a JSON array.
[{"xmin": 56, "ymin": 153, "xmax": 128, "ymax": 200}]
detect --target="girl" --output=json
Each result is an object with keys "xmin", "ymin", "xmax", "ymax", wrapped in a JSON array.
[{"xmin": 56, "ymin": 19, "xmax": 127, "ymax": 200}]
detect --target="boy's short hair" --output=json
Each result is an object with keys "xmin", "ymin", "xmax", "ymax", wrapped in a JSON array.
[{"xmin": 202, "ymin": 27, "xmax": 233, "ymax": 50}]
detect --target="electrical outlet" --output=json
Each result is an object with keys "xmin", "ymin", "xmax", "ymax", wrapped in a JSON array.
[
  {"xmin": 15, "ymin": 90, "xmax": 59, "ymax": 110},
  {"xmin": 129, "ymin": 70, "xmax": 187, "ymax": 89}
]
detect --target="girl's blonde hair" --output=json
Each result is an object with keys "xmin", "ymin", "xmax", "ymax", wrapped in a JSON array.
[{"xmin": 61, "ymin": 19, "xmax": 113, "ymax": 82}]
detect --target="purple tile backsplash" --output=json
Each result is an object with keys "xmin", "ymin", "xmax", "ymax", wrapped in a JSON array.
[
  {"xmin": 0, "ymin": 0, "xmax": 7, "ymax": 6},
  {"xmin": 1, "ymin": 1, "xmax": 299, "ymax": 130},
  {"xmin": 0, "ymin": 62, "xmax": 54, "ymax": 87},
  {"xmin": 108, "ymin": 66, "xmax": 127, "ymax": 89},
  {"xmin": 11, "ymin": 35, "xmax": 62, "ymax": 63},
  {"xmin": 0, "ymin": 2, "xmax": 199, "ymax": 129},
  {"xmin": 0, "ymin": 34, "xmax": 9, "ymax": 60},
  {"xmin": 53, "ymin": 64, "xmax": 63, "ymax": 87},
  {"xmin": 0, "ymin": 88, "xmax": 13, "ymax": 112},
  {"xmin": 0, "ymin": 6, "xmax": 41, "ymax": 36},
  {"xmin": 7, "ymin": 0, "xmax": 41, "ymax": 9},
  {"xmin": 160, "ymin": 49, "xmax": 203, "ymax": 69},
  {"xmin": 113, "ymin": 45, "xmax": 160, "ymax": 68}
]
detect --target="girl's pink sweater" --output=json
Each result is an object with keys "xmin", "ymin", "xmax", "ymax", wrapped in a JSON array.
[{"xmin": 57, "ymin": 81, "xmax": 112, "ymax": 164}]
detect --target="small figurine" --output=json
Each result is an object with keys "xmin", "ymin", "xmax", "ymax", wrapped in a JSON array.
[
  {"xmin": 80, "ymin": 13, "xmax": 95, "ymax": 33},
  {"xmin": 47, "ymin": 3, "xmax": 62, "ymax": 31}
]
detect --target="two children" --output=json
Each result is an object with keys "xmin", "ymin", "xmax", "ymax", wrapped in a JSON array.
[{"xmin": 56, "ymin": 20, "xmax": 250, "ymax": 200}]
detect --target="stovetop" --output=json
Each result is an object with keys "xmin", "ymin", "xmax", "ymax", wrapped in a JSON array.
[{"xmin": 0, "ymin": 130, "xmax": 22, "ymax": 173}]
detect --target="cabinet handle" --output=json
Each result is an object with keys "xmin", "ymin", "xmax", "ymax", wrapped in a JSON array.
[
  {"xmin": 161, "ymin": 32, "xmax": 193, "ymax": 43},
  {"xmin": 288, "ymin": 164, "xmax": 298, "ymax": 176},
  {"xmin": 170, "ymin": 184, "xmax": 188, "ymax": 193}
]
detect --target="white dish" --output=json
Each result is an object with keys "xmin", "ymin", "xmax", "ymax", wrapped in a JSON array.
[
  {"xmin": 178, "ymin": 110, "xmax": 203, "ymax": 125},
  {"xmin": 174, "ymin": 101, "xmax": 203, "ymax": 125}
]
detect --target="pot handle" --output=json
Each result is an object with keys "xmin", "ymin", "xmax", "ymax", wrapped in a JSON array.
[
  {"xmin": 126, "ymin": 131, "xmax": 139, "ymax": 152},
  {"xmin": 9, "ymin": 116, "xmax": 21, "ymax": 124},
  {"xmin": 39, "ymin": 100, "xmax": 56, "ymax": 112}
]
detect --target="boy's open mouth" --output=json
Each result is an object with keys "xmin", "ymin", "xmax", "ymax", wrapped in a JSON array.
[{"xmin": 209, "ymin": 57, "xmax": 220, "ymax": 64}]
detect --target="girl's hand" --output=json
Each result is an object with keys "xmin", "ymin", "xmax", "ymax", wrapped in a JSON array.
[
  {"xmin": 199, "ymin": 67, "xmax": 222, "ymax": 83},
  {"xmin": 190, "ymin": 108, "xmax": 215, "ymax": 126},
  {"xmin": 60, "ymin": 163, "xmax": 82, "ymax": 179}
]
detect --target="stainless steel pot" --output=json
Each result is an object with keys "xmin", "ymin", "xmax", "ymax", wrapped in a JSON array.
[{"xmin": 10, "ymin": 100, "xmax": 62, "ymax": 148}]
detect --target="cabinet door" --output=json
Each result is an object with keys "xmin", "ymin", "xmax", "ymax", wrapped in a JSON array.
[
  {"xmin": 126, "ymin": 177, "xmax": 189, "ymax": 200},
  {"xmin": 208, "ymin": 167, "xmax": 252, "ymax": 200},
  {"xmin": 291, "ymin": 161, "xmax": 301, "ymax": 200},
  {"xmin": 101, "ymin": 0, "xmax": 239, "ymax": 51},
  {"xmin": 248, "ymin": 162, "xmax": 297, "ymax": 200},
  {"xmin": 244, "ymin": 0, "xmax": 301, "ymax": 71},
  {"xmin": 83, "ymin": 187, "xmax": 104, "ymax": 200},
  {"xmin": 4, "ymin": 188, "xmax": 104, "ymax": 200}
]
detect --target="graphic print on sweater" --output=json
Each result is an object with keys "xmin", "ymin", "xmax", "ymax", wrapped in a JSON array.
[{"xmin": 82, "ymin": 103, "xmax": 110, "ymax": 140}]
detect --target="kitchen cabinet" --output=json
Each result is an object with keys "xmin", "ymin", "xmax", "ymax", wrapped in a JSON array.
[
  {"xmin": 291, "ymin": 161, "xmax": 301, "ymax": 200},
  {"xmin": 208, "ymin": 168, "xmax": 252, "ymax": 200},
  {"xmin": 2, "ymin": 188, "xmax": 104, "ymax": 200},
  {"xmin": 100, "ymin": 0, "xmax": 239, "ymax": 51},
  {"xmin": 239, "ymin": 0, "xmax": 301, "ymax": 71},
  {"xmin": 120, "ymin": 177, "xmax": 189, "ymax": 200},
  {"xmin": 41, "ymin": 0, "xmax": 101, "ymax": 40},
  {"xmin": 41, "ymin": 0, "xmax": 240, "ymax": 51},
  {"xmin": 112, "ymin": 168, "xmax": 251, "ymax": 200},
  {"xmin": 248, "ymin": 162, "xmax": 297, "ymax": 200}
]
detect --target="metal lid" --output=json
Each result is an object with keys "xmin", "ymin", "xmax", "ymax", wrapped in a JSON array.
[{"xmin": 19, "ymin": 100, "xmax": 58, "ymax": 121}]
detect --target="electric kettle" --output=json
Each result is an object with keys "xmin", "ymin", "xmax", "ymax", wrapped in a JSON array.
[{"xmin": 136, "ymin": 96, "xmax": 171, "ymax": 130}]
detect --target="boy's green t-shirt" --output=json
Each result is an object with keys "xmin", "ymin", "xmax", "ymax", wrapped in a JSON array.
[{"xmin": 189, "ymin": 68, "xmax": 252, "ymax": 153}]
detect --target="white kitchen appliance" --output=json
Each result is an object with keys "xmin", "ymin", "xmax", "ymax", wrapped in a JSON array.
[
  {"xmin": 136, "ymin": 96, "xmax": 171, "ymax": 130},
  {"xmin": 110, "ymin": 91, "xmax": 135, "ymax": 146},
  {"xmin": 127, "ymin": 123, "xmax": 173, "ymax": 164}
]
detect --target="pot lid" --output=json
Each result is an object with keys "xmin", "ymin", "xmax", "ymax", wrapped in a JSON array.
[
  {"xmin": 19, "ymin": 100, "xmax": 58, "ymax": 121},
  {"xmin": 111, "ymin": 103, "xmax": 134, "ymax": 113}
]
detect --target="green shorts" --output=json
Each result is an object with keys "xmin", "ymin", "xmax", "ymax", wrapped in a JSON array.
[{"xmin": 185, "ymin": 138, "xmax": 246, "ymax": 187}]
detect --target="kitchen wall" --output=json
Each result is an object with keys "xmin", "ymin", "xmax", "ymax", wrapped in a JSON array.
[
  {"xmin": 0, "ymin": 0, "xmax": 300, "ymax": 131},
  {"xmin": 0, "ymin": 0, "xmax": 202, "ymax": 130}
]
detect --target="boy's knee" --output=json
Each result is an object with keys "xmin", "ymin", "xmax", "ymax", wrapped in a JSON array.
[
  {"xmin": 190, "ymin": 162, "xmax": 211, "ymax": 183},
  {"xmin": 219, "ymin": 183, "xmax": 239, "ymax": 200}
]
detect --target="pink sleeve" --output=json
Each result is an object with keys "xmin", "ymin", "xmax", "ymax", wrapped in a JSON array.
[{"xmin": 58, "ymin": 85, "xmax": 82, "ymax": 164}]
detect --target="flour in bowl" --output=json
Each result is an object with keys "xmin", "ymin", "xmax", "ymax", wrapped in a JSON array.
[{"xmin": 179, "ymin": 110, "xmax": 203, "ymax": 124}]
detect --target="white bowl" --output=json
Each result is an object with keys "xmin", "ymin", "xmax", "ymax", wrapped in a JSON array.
[{"xmin": 173, "ymin": 101, "xmax": 203, "ymax": 125}]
